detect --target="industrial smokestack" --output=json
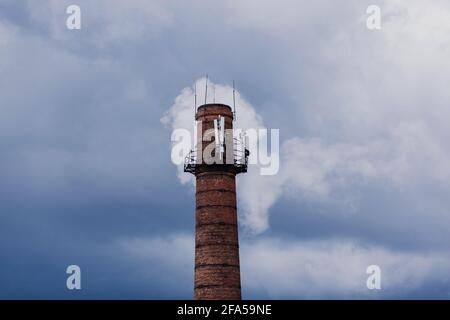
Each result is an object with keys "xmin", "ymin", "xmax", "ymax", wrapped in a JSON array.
[{"xmin": 184, "ymin": 103, "xmax": 248, "ymax": 300}]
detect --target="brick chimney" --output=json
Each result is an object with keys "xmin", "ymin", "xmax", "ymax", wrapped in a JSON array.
[{"xmin": 184, "ymin": 103, "xmax": 248, "ymax": 300}]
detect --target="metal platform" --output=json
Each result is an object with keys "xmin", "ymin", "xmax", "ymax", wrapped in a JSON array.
[{"xmin": 184, "ymin": 139, "xmax": 249, "ymax": 175}]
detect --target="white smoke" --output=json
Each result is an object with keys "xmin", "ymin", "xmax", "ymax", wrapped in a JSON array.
[
  {"xmin": 162, "ymin": 75, "xmax": 450, "ymax": 234},
  {"xmin": 161, "ymin": 78, "xmax": 273, "ymax": 233}
]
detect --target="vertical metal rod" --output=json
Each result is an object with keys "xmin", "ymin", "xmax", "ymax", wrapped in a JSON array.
[
  {"xmin": 204, "ymin": 75, "xmax": 208, "ymax": 105},
  {"xmin": 232, "ymin": 80, "xmax": 236, "ymax": 121},
  {"xmin": 194, "ymin": 82, "xmax": 197, "ymax": 114}
]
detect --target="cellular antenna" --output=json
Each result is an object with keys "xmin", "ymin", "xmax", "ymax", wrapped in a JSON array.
[
  {"xmin": 232, "ymin": 80, "xmax": 237, "ymax": 121},
  {"xmin": 204, "ymin": 75, "xmax": 208, "ymax": 105},
  {"xmin": 213, "ymin": 84, "xmax": 216, "ymax": 103}
]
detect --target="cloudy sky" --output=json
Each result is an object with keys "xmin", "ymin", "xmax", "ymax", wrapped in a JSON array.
[{"xmin": 1, "ymin": 0, "xmax": 450, "ymax": 299}]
